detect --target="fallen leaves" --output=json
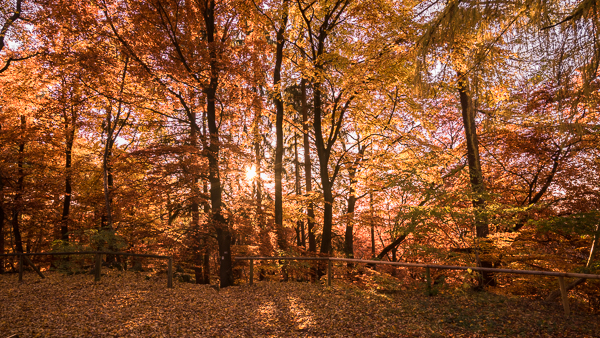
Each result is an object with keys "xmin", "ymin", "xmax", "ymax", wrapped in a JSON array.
[{"xmin": 1, "ymin": 270, "xmax": 599, "ymax": 337}]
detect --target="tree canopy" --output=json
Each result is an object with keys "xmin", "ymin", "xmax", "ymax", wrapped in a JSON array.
[{"xmin": 0, "ymin": 0, "xmax": 599, "ymax": 295}]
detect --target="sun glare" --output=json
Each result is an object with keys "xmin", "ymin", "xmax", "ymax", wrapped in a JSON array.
[{"xmin": 245, "ymin": 165, "xmax": 257, "ymax": 181}]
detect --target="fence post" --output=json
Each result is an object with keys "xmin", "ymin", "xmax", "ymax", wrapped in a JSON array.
[
  {"xmin": 94, "ymin": 253, "xmax": 102, "ymax": 282},
  {"xmin": 167, "ymin": 257, "xmax": 173, "ymax": 288},
  {"xmin": 558, "ymin": 276, "xmax": 570, "ymax": 316},
  {"xmin": 18, "ymin": 254, "xmax": 23, "ymax": 283},
  {"xmin": 425, "ymin": 266, "xmax": 432, "ymax": 296},
  {"xmin": 327, "ymin": 259, "xmax": 332, "ymax": 287},
  {"xmin": 249, "ymin": 259, "xmax": 254, "ymax": 286}
]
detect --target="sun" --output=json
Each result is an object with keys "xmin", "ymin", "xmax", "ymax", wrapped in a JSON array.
[{"xmin": 245, "ymin": 165, "xmax": 257, "ymax": 181}]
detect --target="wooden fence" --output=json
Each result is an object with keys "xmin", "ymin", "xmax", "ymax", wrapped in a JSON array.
[
  {"xmin": 234, "ymin": 256, "xmax": 600, "ymax": 316},
  {"xmin": 0, "ymin": 251, "xmax": 173, "ymax": 288}
]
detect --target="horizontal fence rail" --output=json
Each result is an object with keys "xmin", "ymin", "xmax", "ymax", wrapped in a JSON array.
[
  {"xmin": 234, "ymin": 256, "xmax": 600, "ymax": 316},
  {"xmin": 0, "ymin": 251, "xmax": 170, "ymax": 259},
  {"xmin": 1, "ymin": 251, "xmax": 173, "ymax": 288},
  {"xmin": 329, "ymin": 258, "xmax": 600, "ymax": 280}
]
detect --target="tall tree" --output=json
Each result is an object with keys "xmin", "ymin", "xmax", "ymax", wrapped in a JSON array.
[
  {"xmin": 59, "ymin": 77, "xmax": 82, "ymax": 241},
  {"xmin": 343, "ymin": 140, "xmax": 366, "ymax": 260},
  {"xmin": 12, "ymin": 115, "xmax": 25, "ymax": 254},
  {"xmin": 98, "ymin": 0, "xmax": 243, "ymax": 287},
  {"xmin": 300, "ymin": 79, "xmax": 316, "ymax": 252},
  {"xmin": 296, "ymin": 0, "xmax": 351, "ymax": 255},
  {"xmin": 100, "ymin": 56, "xmax": 130, "ymax": 249},
  {"xmin": 201, "ymin": 0, "xmax": 233, "ymax": 287},
  {"xmin": 0, "ymin": 0, "xmax": 24, "ymax": 273},
  {"xmin": 272, "ymin": 0, "xmax": 289, "ymax": 252}
]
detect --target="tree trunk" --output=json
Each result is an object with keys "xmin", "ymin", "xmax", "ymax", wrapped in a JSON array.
[
  {"xmin": 102, "ymin": 109, "xmax": 114, "ymax": 232},
  {"xmin": 200, "ymin": 180, "xmax": 211, "ymax": 284},
  {"xmin": 458, "ymin": 73, "xmax": 493, "ymax": 286},
  {"xmin": 344, "ymin": 146, "xmax": 364, "ymax": 260},
  {"xmin": 199, "ymin": 114, "xmax": 212, "ymax": 285},
  {"xmin": 586, "ymin": 223, "xmax": 599, "ymax": 267},
  {"xmin": 309, "ymin": 26, "xmax": 334, "ymax": 256},
  {"xmin": 190, "ymin": 112, "xmax": 205, "ymax": 284},
  {"xmin": 370, "ymin": 193, "xmax": 376, "ymax": 257},
  {"xmin": 301, "ymin": 79, "xmax": 316, "ymax": 252},
  {"xmin": 203, "ymin": 0, "xmax": 232, "ymax": 288},
  {"xmin": 300, "ymin": 0, "xmax": 350, "ymax": 258},
  {"xmin": 376, "ymin": 233, "xmax": 408, "ymax": 260},
  {"xmin": 254, "ymin": 110, "xmax": 271, "ymax": 281},
  {"xmin": 61, "ymin": 105, "xmax": 76, "ymax": 241},
  {"xmin": 458, "ymin": 74, "xmax": 487, "ymax": 237},
  {"xmin": 101, "ymin": 57, "xmax": 128, "ymax": 256},
  {"xmin": 294, "ymin": 134, "xmax": 304, "ymax": 247},
  {"xmin": 344, "ymin": 171, "xmax": 357, "ymax": 259},
  {"xmin": 202, "ymin": 238, "xmax": 211, "ymax": 284},
  {"xmin": 274, "ymin": 13, "xmax": 288, "ymax": 252},
  {"xmin": 313, "ymin": 78, "xmax": 334, "ymax": 255},
  {"xmin": 12, "ymin": 115, "xmax": 25, "ymax": 254}
]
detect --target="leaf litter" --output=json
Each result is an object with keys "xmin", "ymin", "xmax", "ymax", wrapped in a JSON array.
[{"xmin": 1, "ymin": 270, "xmax": 599, "ymax": 337}]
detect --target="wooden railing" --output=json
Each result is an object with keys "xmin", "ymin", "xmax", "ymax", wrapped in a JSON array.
[
  {"xmin": 0, "ymin": 251, "xmax": 174, "ymax": 288},
  {"xmin": 234, "ymin": 256, "xmax": 600, "ymax": 316}
]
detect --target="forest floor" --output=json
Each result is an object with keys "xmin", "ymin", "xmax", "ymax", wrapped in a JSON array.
[{"xmin": 1, "ymin": 269, "xmax": 599, "ymax": 337}]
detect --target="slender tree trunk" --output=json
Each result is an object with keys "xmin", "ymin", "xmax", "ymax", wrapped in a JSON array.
[
  {"xmin": 61, "ymin": 105, "xmax": 76, "ymax": 241},
  {"xmin": 344, "ymin": 168, "xmax": 357, "ymax": 259},
  {"xmin": 301, "ymin": 80, "xmax": 316, "ymax": 252},
  {"xmin": 274, "ymin": 11, "xmax": 288, "ymax": 252},
  {"xmin": 254, "ymin": 127, "xmax": 267, "ymax": 246},
  {"xmin": 199, "ymin": 113, "xmax": 211, "ymax": 285},
  {"xmin": 102, "ymin": 141, "xmax": 115, "ymax": 265},
  {"xmin": 294, "ymin": 134, "xmax": 304, "ymax": 247},
  {"xmin": 102, "ymin": 105, "xmax": 114, "ymax": 232},
  {"xmin": 343, "ymin": 181, "xmax": 356, "ymax": 271},
  {"xmin": 586, "ymin": 223, "xmax": 599, "ymax": 267},
  {"xmin": 203, "ymin": 0, "xmax": 232, "ymax": 287},
  {"xmin": 344, "ymin": 147, "xmax": 364, "ymax": 260},
  {"xmin": 370, "ymin": 192, "xmax": 375, "ymax": 257},
  {"xmin": 102, "ymin": 120, "xmax": 115, "ymax": 260},
  {"xmin": 201, "ymin": 181, "xmax": 211, "ymax": 284},
  {"xmin": 202, "ymin": 236, "xmax": 210, "ymax": 284},
  {"xmin": 190, "ymin": 111, "xmax": 205, "ymax": 284},
  {"xmin": 253, "ymin": 106, "xmax": 271, "ymax": 280},
  {"xmin": 12, "ymin": 115, "xmax": 25, "ymax": 254},
  {"xmin": 254, "ymin": 137, "xmax": 263, "ymax": 225},
  {"xmin": 457, "ymin": 73, "xmax": 493, "ymax": 286},
  {"xmin": 102, "ymin": 57, "xmax": 128, "ymax": 265},
  {"xmin": 273, "ymin": 19, "xmax": 290, "ymax": 280}
]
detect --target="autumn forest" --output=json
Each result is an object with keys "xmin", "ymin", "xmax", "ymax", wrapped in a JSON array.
[{"xmin": 1, "ymin": 0, "xmax": 600, "ymax": 316}]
